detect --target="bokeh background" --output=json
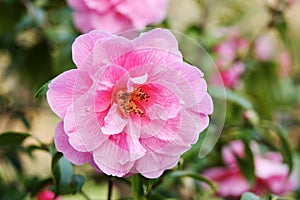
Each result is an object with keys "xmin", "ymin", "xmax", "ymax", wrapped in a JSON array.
[{"xmin": 1, "ymin": 0, "xmax": 300, "ymax": 199}]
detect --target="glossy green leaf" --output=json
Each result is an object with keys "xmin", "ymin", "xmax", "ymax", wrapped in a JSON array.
[
  {"xmin": 170, "ymin": 171, "xmax": 216, "ymax": 192},
  {"xmin": 0, "ymin": 132, "xmax": 30, "ymax": 147},
  {"xmin": 241, "ymin": 192, "xmax": 264, "ymax": 200},
  {"xmin": 71, "ymin": 175, "xmax": 85, "ymax": 194},
  {"xmin": 51, "ymin": 152, "xmax": 74, "ymax": 195},
  {"xmin": 34, "ymin": 80, "xmax": 50, "ymax": 98}
]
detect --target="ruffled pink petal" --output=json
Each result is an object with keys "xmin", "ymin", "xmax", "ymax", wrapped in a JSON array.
[
  {"xmin": 72, "ymin": 29, "xmax": 112, "ymax": 68},
  {"xmin": 93, "ymin": 64, "xmax": 128, "ymax": 112},
  {"xmin": 133, "ymin": 28, "xmax": 181, "ymax": 57},
  {"xmin": 67, "ymin": 94, "xmax": 109, "ymax": 151},
  {"xmin": 111, "ymin": 128, "xmax": 146, "ymax": 164},
  {"xmin": 47, "ymin": 69, "xmax": 78, "ymax": 118},
  {"xmin": 135, "ymin": 152, "xmax": 179, "ymax": 178},
  {"xmin": 54, "ymin": 122, "xmax": 92, "ymax": 165},
  {"xmin": 141, "ymin": 83, "xmax": 180, "ymax": 120},
  {"xmin": 93, "ymin": 137, "xmax": 135, "ymax": 177},
  {"xmin": 129, "ymin": 64, "xmax": 199, "ymax": 108},
  {"xmin": 94, "ymin": 64, "xmax": 128, "ymax": 90},
  {"xmin": 140, "ymin": 135, "xmax": 190, "ymax": 157},
  {"xmin": 92, "ymin": 36, "xmax": 133, "ymax": 66},
  {"xmin": 115, "ymin": 29, "xmax": 183, "ymax": 70},
  {"xmin": 101, "ymin": 104, "xmax": 128, "ymax": 135},
  {"xmin": 192, "ymin": 93, "xmax": 214, "ymax": 115},
  {"xmin": 171, "ymin": 62, "xmax": 208, "ymax": 104}
]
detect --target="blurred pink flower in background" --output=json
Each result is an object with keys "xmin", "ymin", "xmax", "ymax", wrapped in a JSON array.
[
  {"xmin": 36, "ymin": 190, "xmax": 61, "ymax": 200},
  {"xmin": 212, "ymin": 31, "xmax": 248, "ymax": 89},
  {"xmin": 254, "ymin": 35, "xmax": 274, "ymax": 61},
  {"xmin": 67, "ymin": 0, "xmax": 169, "ymax": 33},
  {"xmin": 203, "ymin": 141, "xmax": 298, "ymax": 198},
  {"xmin": 46, "ymin": 28, "xmax": 213, "ymax": 178},
  {"xmin": 218, "ymin": 61, "xmax": 245, "ymax": 89},
  {"xmin": 277, "ymin": 51, "xmax": 292, "ymax": 77},
  {"xmin": 287, "ymin": 0, "xmax": 296, "ymax": 6}
]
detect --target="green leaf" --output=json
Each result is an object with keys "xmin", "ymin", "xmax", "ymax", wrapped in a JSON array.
[
  {"xmin": 0, "ymin": 132, "xmax": 30, "ymax": 147},
  {"xmin": 34, "ymin": 80, "xmax": 50, "ymax": 98},
  {"xmin": 277, "ymin": 127, "xmax": 293, "ymax": 175},
  {"xmin": 170, "ymin": 171, "xmax": 216, "ymax": 192},
  {"xmin": 209, "ymin": 86, "xmax": 252, "ymax": 109},
  {"xmin": 241, "ymin": 192, "xmax": 264, "ymax": 200},
  {"xmin": 71, "ymin": 175, "xmax": 85, "ymax": 194},
  {"xmin": 51, "ymin": 152, "xmax": 74, "ymax": 195},
  {"xmin": 235, "ymin": 140, "xmax": 255, "ymax": 185},
  {"xmin": 225, "ymin": 89, "xmax": 253, "ymax": 109}
]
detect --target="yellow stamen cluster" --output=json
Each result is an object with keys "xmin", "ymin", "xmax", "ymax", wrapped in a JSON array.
[{"xmin": 117, "ymin": 88, "xmax": 150, "ymax": 117}]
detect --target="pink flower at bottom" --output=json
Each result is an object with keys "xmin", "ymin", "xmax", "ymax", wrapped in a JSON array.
[
  {"xmin": 36, "ymin": 190, "xmax": 61, "ymax": 200},
  {"xmin": 67, "ymin": 0, "xmax": 169, "ymax": 33},
  {"xmin": 202, "ymin": 141, "xmax": 298, "ymax": 198},
  {"xmin": 47, "ymin": 28, "xmax": 213, "ymax": 178}
]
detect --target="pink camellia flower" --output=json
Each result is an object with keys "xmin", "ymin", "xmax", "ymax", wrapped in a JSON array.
[
  {"xmin": 46, "ymin": 28, "xmax": 213, "ymax": 178},
  {"xmin": 203, "ymin": 141, "xmax": 298, "ymax": 198},
  {"xmin": 254, "ymin": 35, "xmax": 274, "ymax": 61},
  {"xmin": 67, "ymin": 0, "xmax": 169, "ymax": 33},
  {"xmin": 36, "ymin": 190, "xmax": 61, "ymax": 200}
]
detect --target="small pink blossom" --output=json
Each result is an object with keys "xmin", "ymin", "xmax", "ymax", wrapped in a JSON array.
[
  {"xmin": 67, "ymin": 0, "xmax": 169, "ymax": 33},
  {"xmin": 203, "ymin": 141, "xmax": 298, "ymax": 198},
  {"xmin": 47, "ymin": 28, "xmax": 213, "ymax": 178},
  {"xmin": 287, "ymin": 0, "xmax": 296, "ymax": 6},
  {"xmin": 211, "ymin": 61, "xmax": 245, "ymax": 89},
  {"xmin": 277, "ymin": 51, "xmax": 292, "ymax": 77},
  {"xmin": 214, "ymin": 38, "xmax": 248, "ymax": 68},
  {"xmin": 212, "ymin": 30, "xmax": 248, "ymax": 89},
  {"xmin": 254, "ymin": 35, "xmax": 274, "ymax": 61},
  {"xmin": 36, "ymin": 190, "xmax": 61, "ymax": 200}
]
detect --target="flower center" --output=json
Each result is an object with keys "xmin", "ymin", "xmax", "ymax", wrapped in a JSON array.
[{"xmin": 117, "ymin": 88, "xmax": 150, "ymax": 117}]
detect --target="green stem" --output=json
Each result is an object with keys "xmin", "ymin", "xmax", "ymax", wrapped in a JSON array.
[
  {"xmin": 131, "ymin": 174, "xmax": 145, "ymax": 200},
  {"xmin": 107, "ymin": 178, "xmax": 113, "ymax": 200}
]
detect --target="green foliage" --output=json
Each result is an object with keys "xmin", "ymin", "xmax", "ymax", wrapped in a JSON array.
[
  {"xmin": 51, "ymin": 152, "xmax": 85, "ymax": 195},
  {"xmin": 35, "ymin": 80, "xmax": 50, "ymax": 98},
  {"xmin": 241, "ymin": 192, "xmax": 264, "ymax": 200},
  {"xmin": 0, "ymin": 132, "xmax": 30, "ymax": 147},
  {"xmin": 170, "ymin": 171, "xmax": 216, "ymax": 192}
]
